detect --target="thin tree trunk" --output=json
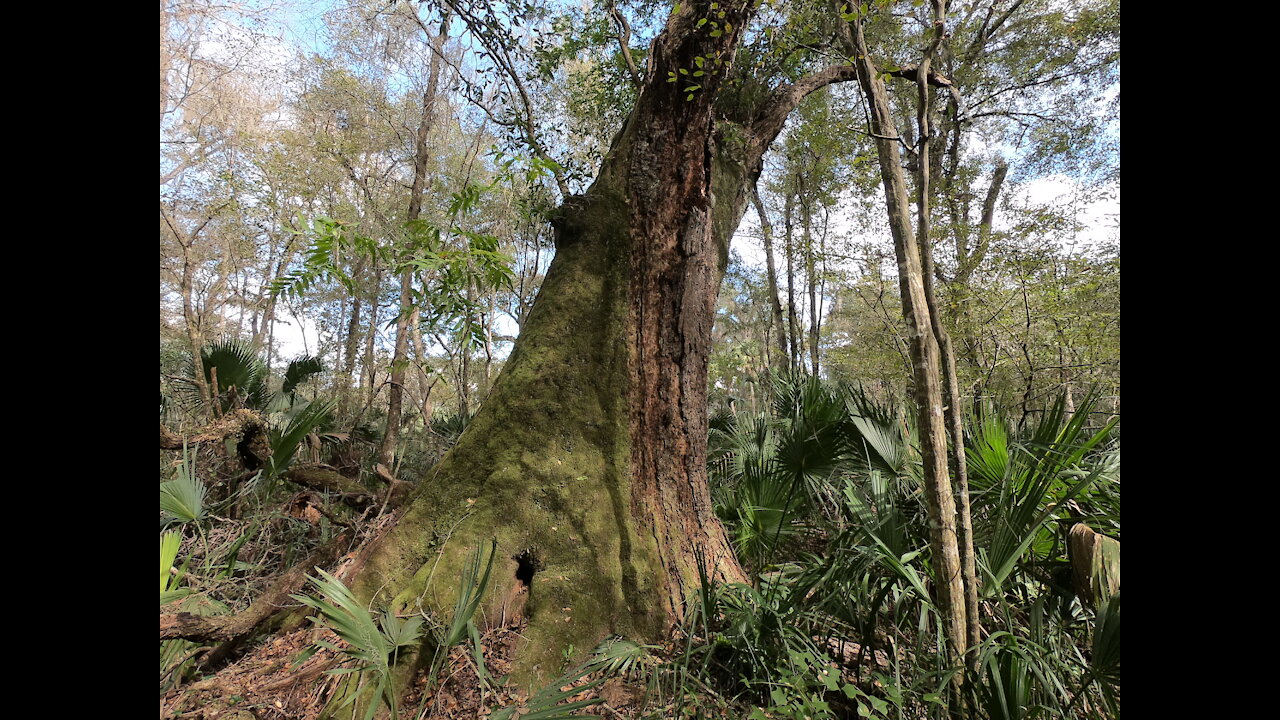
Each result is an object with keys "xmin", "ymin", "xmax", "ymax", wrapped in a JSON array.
[
  {"xmin": 845, "ymin": 10, "xmax": 968, "ymax": 678},
  {"xmin": 180, "ymin": 248, "xmax": 210, "ymax": 412},
  {"xmin": 952, "ymin": 161, "xmax": 1008, "ymax": 367},
  {"xmin": 341, "ymin": 279, "xmax": 363, "ymax": 414},
  {"xmin": 159, "ymin": 0, "xmax": 170, "ymax": 128},
  {"xmin": 483, "ymin": 285, "xmax": 495, "ymax": 390},
  {"xmin": 378, "ymin": 12, "xmax": 451, "ymax": 469},
  {"xmin": 801, "ymin": 180, "xmax": 820, "ymax": 375},
  {"xmin": 164, "ymin": 206, "xmax": 221, "ymax": 415},
  {"xmin": 363, "ymin": 267, "xmax": 383, "ymax": 413},
  {"xmin": 457, "ymin": 331, "xmax": 471, "ymax": 416},
  {"xmin": 784, "ymin": 192, "xmax": 801, "ymax": 372},
  {"xmin": 752, "ymin": 184, "xmax": 790, "ymax": 370},
  {"xmin": 913, "ymin": 0, "xmax": 981, "ymax": 664},
  {"xmin": 408, "ymin": 306, "xmax": 437, "ymax": 425}
]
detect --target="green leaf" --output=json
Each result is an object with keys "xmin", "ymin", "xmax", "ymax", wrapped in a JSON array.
[
  {"xmin": 160, "ymin": 531, "xmax": 182, "ymax": 593},
  {"xmin": 821, "ymin": 670, "xmax": 840, "ymax": 690},
  {"xmin": 160, "ymin": 450, "xmax": 206, "ymax": 524}
]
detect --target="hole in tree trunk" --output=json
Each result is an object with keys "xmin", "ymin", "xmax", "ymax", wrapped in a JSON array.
[
  {"xmin": 514, "ymin": 548, "xmax": 541, "ymax": 587},
  {"xmin": 493, "ymin": 549, "xmax": 544, "ymax": 627}
]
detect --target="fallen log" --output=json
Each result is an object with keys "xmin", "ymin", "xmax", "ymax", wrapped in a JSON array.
[
  {"xmin": 160, "ymin": 529, "xmax": 353, "ymax": 651},
  {"xmin": 282, "ymin": 463, "xmax": 371, "ymax": 499}
]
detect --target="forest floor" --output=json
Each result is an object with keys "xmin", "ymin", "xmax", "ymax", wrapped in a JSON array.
[{"xmin": 161, "ymin": 619, "xmax": 650, "ymax": 720}]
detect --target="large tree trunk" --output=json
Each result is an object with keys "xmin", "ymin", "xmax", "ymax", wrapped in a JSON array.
[
  {"xmin": 349, "ymin": 7, "xmax": 751, "ymax": 689},
  {"xmin": 300, "ymin": 2, "xmax": 864, "ymax": 706}
]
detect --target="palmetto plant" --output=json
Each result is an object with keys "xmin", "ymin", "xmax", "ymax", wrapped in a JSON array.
[
  {"xmin": 178, "ymin": 340, "xmax": 326, "ymax": 415},
  {"xmin": 291, "ymin": 569, "xmax": 424, "ymax": 720},
  {"xmin": 968, "ymin": 391, "xmax": 1119, "ymax": 594},
  {"xmin": 281, "ymin": 355, "xmax": 324, "ymax": 402},
  {"xmin": 160, "ymin": 531, "xmax": 189, "ymax": 606},
  {"xmin": 430, "ymin": 407, "xmax": 474, "ymax": 444},
  {"xmin": 289, "ymin": 540, "xmax": 501, "ymax": 720},
  {"xmin": 160, "ymin": 444, "xmax": 206, "ymax": 527},
  {"xmin": 175, "ymin": 341, "xmax": 334, "ymax": 481},
  {"xmin": 267, "ymin": 398, "xmax": 336, "ymax": 478},
  {"xmin": 709, "ymin": 373, "xmax": 851, "ymax": 570},
  {"xmin": 179, "ymin": 340, "xmax": 270, "ymax": 413},
  {"xmin": 422, "ymin": 539, "xmax": 499, "ymax": 691},
  {"xmin": 1063, "ymin": 590, "xmax": 1120, "ymax": 717},
  {"xmin": 700, "ymin": 377, "xmax": 1120, "ymax": 718},
  {"xmin": 710, "ymin": 411, "xmax": 793, "ymax": 566}
]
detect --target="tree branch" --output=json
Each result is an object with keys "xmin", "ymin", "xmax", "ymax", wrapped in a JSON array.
[
  {"xmin": 746, "ymin": 64, "xmax": 859, "ymax": 168},
  {"xmin": 607, "ymin": 0, "xmax": 643, "ymax": 88}
]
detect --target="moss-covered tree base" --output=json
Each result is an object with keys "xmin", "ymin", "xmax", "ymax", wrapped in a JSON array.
[{"xmin": 345, "ymin": 220, "xmax": 671, "ymax": 692}]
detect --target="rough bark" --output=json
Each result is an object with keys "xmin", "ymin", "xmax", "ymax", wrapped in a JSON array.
[
  {"xmin": 1067, "ymin": 523, "xmax": 1120, "ymax": 607},
  {"xmin": 282, "ymin": 464, "xmax": 376, "ymax": 505}
]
